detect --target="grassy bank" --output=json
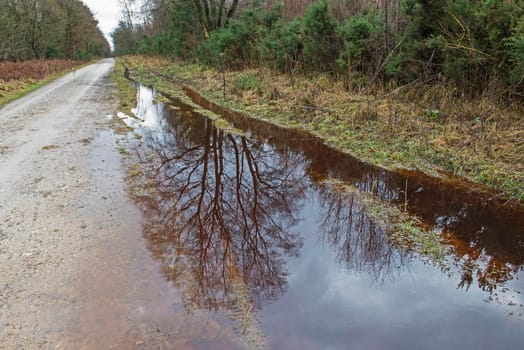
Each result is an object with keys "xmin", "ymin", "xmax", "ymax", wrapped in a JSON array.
[
  {"xmin": 0, "ymin": 60, "xmax": 88, "ymax": 106},
  {"xmin": 110, "ymin": 58, "xmax": 451, "ymax": 277},
  {"xmin": 118, "ymin": 55, "xmax": 524, "ymax": 202}
]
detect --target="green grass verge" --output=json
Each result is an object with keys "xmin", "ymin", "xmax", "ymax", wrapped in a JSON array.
[{"xmin": 109, "ymin": 60, "xmax": 137, "ymax": 113}]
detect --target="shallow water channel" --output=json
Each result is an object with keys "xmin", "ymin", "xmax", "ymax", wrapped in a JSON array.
[{"xmin": 120, "ymin": 83, "xmax": 524, "ymax": 349}]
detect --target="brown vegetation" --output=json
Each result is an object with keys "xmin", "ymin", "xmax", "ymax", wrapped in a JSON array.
[
  {"xmin": 0, "ymin": 59, "xmax": 84, "ymax": 103},
  {"xmin": 0, "ymin": 59, "xmax": 81, "ymax": 81}
]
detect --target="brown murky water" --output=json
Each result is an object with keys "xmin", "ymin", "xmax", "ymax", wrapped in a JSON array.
[{"xmin": 119, "ymin": 83, "xmax": 524, "ymax": 349}]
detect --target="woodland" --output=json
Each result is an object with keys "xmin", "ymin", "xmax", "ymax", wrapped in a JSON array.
[
  {"xmin": 112, "ymin": 0, "xmax": 524, "ymax": 99},
  {"xmin": 0, "ymin": 0, "xmax": 110, "ymax": 61}
]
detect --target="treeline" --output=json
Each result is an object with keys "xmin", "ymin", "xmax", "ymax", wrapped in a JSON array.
[
  {"xmin": 0, "ymin": 0, "xmax": 110, "ymax": 61},
  {"xmin": 113, "ymin": 0, "xmax": 524, "ymax": 98}
]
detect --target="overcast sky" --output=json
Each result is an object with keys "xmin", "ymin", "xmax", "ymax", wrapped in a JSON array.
[{"xmin": 81, "ymin": 0, "xmax": 122, "ymax": 48}]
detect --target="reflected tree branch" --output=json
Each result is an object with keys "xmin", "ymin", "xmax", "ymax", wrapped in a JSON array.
[{"xmin": 137, "ymin": 108, "xmax": 306, "ymax": 310}]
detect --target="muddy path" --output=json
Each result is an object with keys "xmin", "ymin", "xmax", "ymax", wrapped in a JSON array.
[
  {"xmin": 0, "ymin": 60, "xmax": 247, "ymax": 349},
  {"xmin": 0, "ymin": 59, "xmax": 142, "ymax": 348}
]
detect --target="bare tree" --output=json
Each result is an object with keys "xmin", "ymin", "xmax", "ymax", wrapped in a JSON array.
[{"xmin": 192, "ymin": 0, "xmax": 239, "ymax": 37}]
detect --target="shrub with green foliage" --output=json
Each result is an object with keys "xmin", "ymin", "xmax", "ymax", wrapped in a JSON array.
[
  {"xmin": 196, "ymin": 7, "xmax": 279, "ymax": 68},
  {"xmin": 165, "ymin": 0, "xmax": 203, "ymax": 58},
  {"xmin": 506, "ymin": 14, "xmax": 524, "ymax": 91},
  {"xmin": 74, "ymin": 50, "xmax": 93, "ymax": 61},
  {"xmin": 259, "ymin": 18, "xmax": 303, "ymax": 73},
  {"xmin": 401, "ymin": 0, "xmax": 524, "ymax": 95},
  {"xmin": 337, "ymin": 13, "xmax": 382, "ymax": 84},
  {"xmin": 44, "ymin": 45, "xmax": 61, "ymax": 59},
  {"xmin": 259, "ymin": 1, "xmax": 342, "ymax": 74},
  {"xmin": 300, "ymin": 0, "xmax": 341, "ymax": 72},
  {"xmin": 196, "ymin": 27, "xmax": 237, "ymax": 67},
  {"xmin": 114, "ymin": 0, "xmax": 524, "ymax": 99}
]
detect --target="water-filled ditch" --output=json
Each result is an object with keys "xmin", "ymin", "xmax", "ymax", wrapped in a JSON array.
[{"xmin": 119, "ymin": 82, "xmax": 524, "ymax": 349}]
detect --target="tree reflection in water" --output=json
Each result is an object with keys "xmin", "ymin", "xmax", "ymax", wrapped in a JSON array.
[
  {"xmin": 444, "ymin": 231, "xmax": 523, "ymax": 293},
  {"xmin": 127, "ymin": 84, "xmax": 524, "ymax": 322},
  {"xmin": 135, "ymin": 107, "xmax": 306, "ymax": 310},
  {"xmin": 316, "ymin": 184, "xmax": 409, "ymax": 282}
]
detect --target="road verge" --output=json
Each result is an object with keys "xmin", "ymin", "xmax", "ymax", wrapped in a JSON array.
[{"xmin": 115, "ymin": 55, "xmax": 523, "ymax": 203}]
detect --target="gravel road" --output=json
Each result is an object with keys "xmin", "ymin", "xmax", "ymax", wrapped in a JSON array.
[{"xmin": 0, "ymin": 59, "xmax": 245, "ymax": 349}]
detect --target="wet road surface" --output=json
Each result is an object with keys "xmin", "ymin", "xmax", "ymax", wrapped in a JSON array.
[{"xmin": 0, "ymin": 60, "xmax": 248, "ymax": 349}]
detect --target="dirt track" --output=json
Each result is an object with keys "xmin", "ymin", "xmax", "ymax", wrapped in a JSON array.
[
  {"xmin": 0, "ymin": 59, "xmax": 246, "ymax": 349},
  {"xmin": 0, "ymin": 58, "xmax": 136, "ymax": 348}
]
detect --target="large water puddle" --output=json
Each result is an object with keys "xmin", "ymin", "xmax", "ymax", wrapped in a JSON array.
[{"xmin": 119, "ymin": 83, "xmax": 524, "ymax": 349}]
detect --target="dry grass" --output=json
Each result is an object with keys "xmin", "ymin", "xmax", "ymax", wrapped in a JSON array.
[
  {"xmin": 0, "ymin": 79, "xmax": 32, "ymax": 98},
  {"xmin": 121, "ymin": 55, "xmax": 524, "ymax": 200}
]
